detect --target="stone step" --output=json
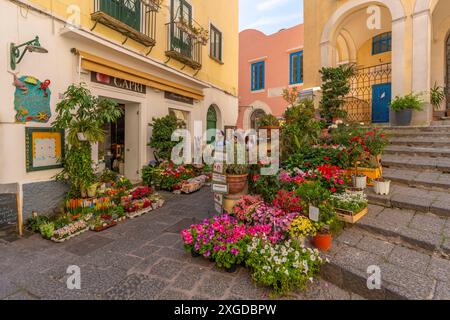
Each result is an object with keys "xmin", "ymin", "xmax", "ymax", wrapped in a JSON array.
[
  {"xmin": 384, "ymin": 125, "xmax": 450, "ymax": 132},
  {"xmin": 389, "ymin": 137, "xmax": 450, "ymax": 148},
  {"xmin": 432, "ymin": 120, "xmax": 450, "ymax": 126},
  {"xmin": 322, "ymin": 225, "xmax": 450, "ymax": 300},
  {"xmin": 381, "ymin": 168, "xmax": 450, "ymax": 192},
  {"xmin": 366, "ymin": 184, "xmax": 450, "ymax": 217},
  {"xmin": 381, "ymin": 155, "xmax": 450, "ymax": 173},
  {"xmin": 384, "ymin": 145, "xmax": 450, "ymax": 158},
  {"xmin": 386, "ymin": 131, "xmax": 450, "ymax": 138}
]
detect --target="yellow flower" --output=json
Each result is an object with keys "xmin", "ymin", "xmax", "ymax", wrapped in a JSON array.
[{"xmin": 289, "ymin": 216, "xmax": 317, "ymax": 238}]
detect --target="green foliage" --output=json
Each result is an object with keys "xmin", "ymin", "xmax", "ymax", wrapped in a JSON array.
[
  {"xmin": 52, "ymin": 84, "xmax": 122, "ymax": 146},
  {"xmin": 27, "ymin": 215, "xmax": 50, "ymax": 233},
  {"xmin": 281, "ymin": 98, "xmax": 322, "ymax": 161},
  {"xmin": 319, "ymin": 64, "xmax": 356, "ymax": 122},
  {"xmin": 225, "ymin": 164, "xmax": 249, "ymax": 175},
  {"xmin": 39, "ymin": 222, "xmax": 55, "ymax": 239},
  {"xmin": 295, "ymin": 181, "xmax": 331, "ymax": 207},
  {"xmin": 52, "ymin": 84, "xmax": 122, "ymax": 198},
  {"xmin": 284, "ymin": 145, "xmax": 350, "ymax": 171},
  {"xmin": 430, "ymin": 83, "xmax": 446, "ymax": 111},
  {"xmin": 249, "ymin": 165, "xmax": 280, "ymax": 202},
  {"xmin": 149, "ymin": 114, "xmax": 185, "ymax": 161},
  {"xmin": 390, "ymin": 93, "xmax": 424, "ymax": 112},
  {"xmin": 257, "ymin": 114, "xmax": 280, "ymax": 128}
]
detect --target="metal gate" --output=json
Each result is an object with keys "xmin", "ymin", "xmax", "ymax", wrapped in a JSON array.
[{"xmin": 343, "ymin": 63, "xmax": 392, "ymax": 123}]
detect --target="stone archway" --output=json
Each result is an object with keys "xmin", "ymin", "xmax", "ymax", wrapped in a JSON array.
[
  {"xmin": 242, "ymin": 100, "xmax": 272, "ymax": 130},
  {"xmin": 320, "ymin": 0, "xmax": 406, "ymax": 98}
]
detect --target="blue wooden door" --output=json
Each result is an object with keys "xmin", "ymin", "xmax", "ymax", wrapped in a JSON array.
[{"xmin": 372, "ymin": 83, "xmax": 391, "ymax": 123}]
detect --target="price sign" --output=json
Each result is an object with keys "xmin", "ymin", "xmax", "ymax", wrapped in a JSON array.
[
  {"xmin": 309, "ymin": 205, "xmax": 320, "ymax": 222},
  {"xmin": 213, "ymin": 173, "xmax": 227, "ymax": 184},
  {"xmin": 213, "ymin": 162, "xmax": 224, "ymax": 174},
  {"xmin": 212, "ymin": 184, "xmax": 228, "ymax": 194},
  {"xmin": 214, "ymin": 193, "xmax": 224, "ymax": 205}
]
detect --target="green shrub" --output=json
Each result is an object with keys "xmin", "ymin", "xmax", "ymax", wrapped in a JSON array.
[
  {"xmin": 390, "ymin": 93, "xmax": 424, "ymax": 112},
  {"xmin": 149, "ymin": 114, "xmax": 185, "ymax": 161}
]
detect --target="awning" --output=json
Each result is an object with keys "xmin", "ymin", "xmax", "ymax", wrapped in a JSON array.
[{"xmin": 73, "ymin": 49, "xmax": 204, "ymax": 101}]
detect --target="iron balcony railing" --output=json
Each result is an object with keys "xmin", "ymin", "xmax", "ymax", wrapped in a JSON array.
[
  {"xmin": 92, "ymin": 0, "xmax": 159, "ymax": 48},
  {"xmin": 165, "ymin": 21, "xmax": 202, "ymax": 70}
]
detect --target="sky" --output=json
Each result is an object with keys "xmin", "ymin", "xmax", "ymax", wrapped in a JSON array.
[{"xmin": 239, "ymin": 0, "xmax": 304, "ymax": 35}]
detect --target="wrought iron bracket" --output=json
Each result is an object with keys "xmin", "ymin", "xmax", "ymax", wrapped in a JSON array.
[
  {"xmin": 193, "ymin": 69, "xmax": 200, "ymax": 77},
  {"xmin": 164, "ymin": 57, "xmax": 171, "ymax": 64},
  {"xmin": 145, "ymin": 46, "xmax": 155, "ymax": 56},
  {"xmin": 90, "ymin": 21, "xmax": 99, "ymax": 31},
  {"xmin": 122, "ymin": 36, "xmax": 129, "ymax": 45}
]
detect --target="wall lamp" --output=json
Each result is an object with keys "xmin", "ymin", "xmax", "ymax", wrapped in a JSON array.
[{"xmin": 10, "ymin": 36, "xmax": 48, "ymax": 70}]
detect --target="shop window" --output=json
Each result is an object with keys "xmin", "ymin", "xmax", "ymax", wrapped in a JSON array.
[
  {"xmin": 372, "ymin": 32, "xmax": 392, "ymax": 55},
  {"xmin": 290, "ymin": 51, "xmax": 303, "ymax": 84},
  {"xmin": 251, "ymin": 61, "xmax": 265, "ymax": 91},
  {"xmin": 207, "ymin": 105, "xmax": 218, "ymax": 143},
  {"xmin": 250, "ymin": 109, "xmax": 266, "ymax": 130}
]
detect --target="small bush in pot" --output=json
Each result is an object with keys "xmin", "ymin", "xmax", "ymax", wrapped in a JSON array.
[
  {"xmin": 390, "ymin": 93, "xmax": 424, "ymax": 126},
  {"xmin": 257, "ymin": 114, "xmax": 280, "ymax": 129},
  {"xmin": 226, "ymin": 164, "xmax": 249, "ymax": 195}
]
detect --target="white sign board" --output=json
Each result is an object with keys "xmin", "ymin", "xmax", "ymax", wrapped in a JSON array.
[{"xmin": 309, "ymin": 205, "xmax": 320, "ymax": 222}]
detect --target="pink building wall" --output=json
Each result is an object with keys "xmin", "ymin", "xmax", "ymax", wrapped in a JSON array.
[{"xmin": 237, "ymin": 24, "xmax": 304, "ymax": 129}]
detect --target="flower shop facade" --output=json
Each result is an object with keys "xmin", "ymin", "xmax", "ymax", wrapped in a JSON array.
[
  {"xmin": 303, "ymin": 0, "xmax": 450, "ymax": 125},
  {"xmin": 0, "ymin": 0, "xmax": 239, "ymax": 228}
]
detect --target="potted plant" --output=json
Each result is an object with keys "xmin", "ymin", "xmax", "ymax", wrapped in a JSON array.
[
  {"xmin": 430, "ymin": 83, "xmax": 446, "ymax": 120},
  {"xmin": 289, "ymin": 216, "xmax": 317, "ymax": 246},
  {"xmin": 226, "ymin": 164, "xmax": 249, "ymax": 195},
  {"xmin": 390, "ymin": 93, "xmax": 424, "ymax": 126},
  {"xmin": 312, "ymin": 203, "xmax": 340, "ymax": 252},
  {"xmin": 373, "ymin": 177, "xmax": 391, "ymax": 196},
  {"xmin": 257, "ymin": 114, "xmax": 280, "ymax": 130}
]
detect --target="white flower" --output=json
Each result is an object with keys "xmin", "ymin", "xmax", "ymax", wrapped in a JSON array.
[
  {"xmin": 309, "ymin": 277, "xmax": 314, "ymax": 283},
  {"xmin": 326, "ymin": 258, "xmax": 330, "ymax": 263},
  {"xmin": 260, "ymin": 249, "xmax": 265, "ymax": 254},
  {"xmin": 285, "ymin": 270, "xmax": 289, "ymax": 276},
  {"xmin": 311, "ymin": 255, "xmax": 316, "ymax": 262}
]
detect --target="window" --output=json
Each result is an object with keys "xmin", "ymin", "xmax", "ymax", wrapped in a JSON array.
[
  {"xmin": 207, "ymin": 105, "xmax": 218, "ymax": 143},
  {"xmin": 251, "ymin": 61, "xmax": 265, "ymax": 91},
  {"xmin": 100, "ymin": 0, "xmax": 141, "ymax": 31},
  {"xmin": 210, "ymin": 25, "xmax": 223, "ymax": 62},
  {"xmin": 171, "ymin": 0, "xmax": 193, "ymax": 57},
  {"xmin": 250, "ymin": 109, "xmax": 266, "ymax": 130},
  {"xmin": 372, "ymin": 32, "xmax": 392, "ymax": 55},
  {"xmin": 290, "ymin": 51, "xmax": 303, "ymax": 84}
]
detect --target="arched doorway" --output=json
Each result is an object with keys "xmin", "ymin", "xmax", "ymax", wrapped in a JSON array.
[
  {"xmin": 207, "ymin": 105, "xmax": 218, "ymax": 143},
  {"xmin": 250, "ymin": 109, "xmax": 266, "ymax": 130}
]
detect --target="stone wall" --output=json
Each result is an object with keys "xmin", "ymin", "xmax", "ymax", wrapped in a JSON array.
[{"xmin": 22, "ymin": 181, "xmax": 69, "ymax": 221}]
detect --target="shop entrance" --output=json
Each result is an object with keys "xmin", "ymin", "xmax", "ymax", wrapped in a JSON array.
[{"xmin": 98, "ymin": 103, "xmax": 141, "ymax": 183}]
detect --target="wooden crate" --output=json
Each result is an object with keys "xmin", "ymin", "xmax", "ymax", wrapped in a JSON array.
[
  {"xmin": 336, "ymin": 207, "xmax": 368, "ymax": 224},
  {"xmin": 344, "ymin": 167, "xmax": 383, "ymax": 186}
]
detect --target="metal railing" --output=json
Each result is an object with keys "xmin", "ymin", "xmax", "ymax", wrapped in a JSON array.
[
  {"xmin": 343, "ymin": 63, "xmax": 392, "ymax": 123},
  {"xmin": 93, "ymin": 0, "xmax": 158, "ymax": 40},
  {"xmin": 166, "ymin": 21, "xmax": 202, "ymax": 69}
]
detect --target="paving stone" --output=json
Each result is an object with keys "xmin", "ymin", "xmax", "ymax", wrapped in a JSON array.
[
  {"xmin": 0, "ymin": 276, "xmax": 20, "ymax": 299},
  {"xmin": 442, "ymin": 239, "xmax": 450, "ymax": 254},
  {"xmin": 397, "ymin": 226, "xmax": 442, "ymax": 251},
  {"xmin": 196, "ymin": 273, "xmax": 233, "ymax": 299},
  {"xmin": 130, "ymin": 244, "xmax": 161, "ymax": 259},
  {"xmin": 430, "ymin": 200, "xmax": 450, "ymax": 217},
  {"xmin": 134, "ymin": 276, "xmax": 170, "ymax": 300},
  {"xmin": 376, "ymin": 208, "xmax": 415, "ymax": 228},
  {"xmin": 388, "ymin": 246, "xmax": 431, "ymax": 274},
  {"xmin": 379, "ymin": 263, "xmax": 435, "ymax": 300},
  {"xmin": 72, "ymin": 266, "xmax": 127, "ymax": 295},
  {"xmin": 356, "ymin": 235, "xmax": 394, "ymax": 258},
  {"xmin": 331, "ymin": 244, "xmax": 383, "ymax": 273},
  {"xmin": 228, "ymin": 270, "xmax": 269, "ymax": 300},
  {"xmin": 148, "ymin": 258, "xmax": 184, "ymax": 280},
  {"xmin": 427, "ymin": 257, "xmax": 450, "ymax": 282},
  {"xmin": 150, "ymin": 233, "xmax": 182, "ymax": 247},
  {"xmin": 434, "ymin": 281, "xmax": 450, "ymax": 300},
  {"xmin": 4, "ymin": 290, "xmax": 39, "ymax": 300},
  {"xmin": 129, "ymin": 255, "xmax": 162, "ymax": 275},
  {"xmin": 367, "ymin": 204, "xmax": 385, "ymax": 218},
  {"xmin": 409, "ymin": 213, "xmax": 446, "ymax": 234},
  {"xmin": 157, "ymin": 289, "xmax": 191, "ymax": 300},
  {"xmin": 64, "ymin": 235, "xmax": 114, "ymax": 257},
  {"xmin": 335, "ymin": 228, "xmax": 364, "ymax": 246},
  {"xmin": 102, "ymin": 239, "xmax": 147, "ymax": 255},
  {"xmin": 302, "ymin": 279, "xmax": 352, "ymax": 300},
  {"xmin": 171, "ymin": 265, "xmax": 206, "ymax": 292},
  {"xmin": 105, "ymin": 274, "xmax": 150, "ymax": 300},
  {"xmin": 390, "ymin": 194, "xmax": 432, "ymax": 212},
  {"xmin": 155, "ymin": 247, "xmax": 190, "ymax": 262}
]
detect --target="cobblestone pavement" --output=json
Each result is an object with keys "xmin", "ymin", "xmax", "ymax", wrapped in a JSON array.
[{"xmin": 0, "ymin": 188, "xmax": 359, "ymax": 300}]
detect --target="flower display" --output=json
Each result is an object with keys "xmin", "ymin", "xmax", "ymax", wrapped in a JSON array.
[
  {"xmin": 289, "ymin": 216, "xmax": 317, "ymax": 239},
  {"xmin": 330, "ymin": 192, "xmax": 368, "ymax": 214},
  {"xmin": 246, "ymin": 237, "xmax": 327, "ymax": 294},
  {"xmin": 52, "ymin": 220, "xmax": 88, "ymax": 240},
  {"xmin": 232, "ymin": 195, "xmax": 263, "ymax": 223},
  {"xmin": 130, "ymin": 186, "xmax": 153, "ymax": 200},
  {"xmin": 272, "ymin": 190, "xmax": 303, "ymax": 213}
]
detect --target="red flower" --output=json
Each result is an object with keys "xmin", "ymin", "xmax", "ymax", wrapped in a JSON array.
[{"xmin": 331, "ymin": 187, "xmax": 337, "ymax": 193}]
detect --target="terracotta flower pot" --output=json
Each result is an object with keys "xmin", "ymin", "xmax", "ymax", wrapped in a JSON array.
[
  {"xmin": 227, "ymin": 174, "xmax": 248, "ymax": 195},
  {"xmin": 313, "ymin": 233, "xmax": 332, "ymax": 251}
]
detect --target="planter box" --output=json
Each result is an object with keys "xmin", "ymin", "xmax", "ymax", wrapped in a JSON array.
[
  {"xmin": 126, "ymin": 206, "xmax": 153, "ymax": 219},
  {"xmin": 344, "ymin": 167, "xmax": 383, "ymax": 186},
  {"xmin": 50, "ymin": 227, "xmax": 89, "ymax": 243},
  {"xmin": 91, "ymin": 220, "xmax": 118, "ymax": 232},
  {"xmin": 336, "ymin": 207, "xmax": 368, "ymax": 224}
]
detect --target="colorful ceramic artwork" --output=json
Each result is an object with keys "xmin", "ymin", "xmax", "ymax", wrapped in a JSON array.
[
  {"xmin": 13, "ymin": 75, "xmax": 51, "ymax": 123},
  {"xmin": 26, "ymin": 128, "xmax": 64, "ymax": 172}
]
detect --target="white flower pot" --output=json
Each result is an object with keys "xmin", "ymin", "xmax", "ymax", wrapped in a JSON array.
[
  {"xmin": 352, "ymin": 175, "xmax": 367, "ymax": 190},
  {"xmin": 374, "ymin": 180, "xmax": 391, "ymax": 195},
  {"xmin": 77, "ymin": 132, "xmax": 87, "ymax": 141}
]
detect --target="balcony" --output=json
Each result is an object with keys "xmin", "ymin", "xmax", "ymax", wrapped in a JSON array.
[
  {"xmin": 91, "ymin": 0, "xmax": 160, "ymax": 50},
  {"xmin": 165, "ymin": 21, "xmax": 204, "ymax": 71}
]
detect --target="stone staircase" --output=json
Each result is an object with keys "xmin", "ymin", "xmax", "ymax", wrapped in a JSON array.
[{"xmin": 321, "ymin": 123, "xmax": 450, "ymax": 300}]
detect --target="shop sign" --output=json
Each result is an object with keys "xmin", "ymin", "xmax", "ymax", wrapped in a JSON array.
[
  {"xmin": 212, "ymin": 173, "xmax": 227, "ymax": 184},
  {"xmin": 212, "ymin": 184, "xmax": 228, "ymax": 194},
  {"xmin": 91, "ymin": 72, "xmax": 146, "ymax": 94},
  {"xmin": 165, "ymin": 91, "xmax": 194, "ymax": 105}
]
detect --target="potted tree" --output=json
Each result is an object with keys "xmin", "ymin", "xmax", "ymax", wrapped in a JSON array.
[
  {"xmin": 430, "ymin": 83, "xmax": 446, "ymax": 120},
  {"xmin": 52, "ymin": 84, "xmax": 123, "ymax": 198},
  {"xmin": 390, "ymin": 93, "xmax": 424, "ymax": 126}
]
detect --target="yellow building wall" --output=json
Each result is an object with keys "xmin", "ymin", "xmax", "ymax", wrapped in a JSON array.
[
  {"xmin": 356, "ymin": 38, "xmax": 391, "ymax": 68},
  {"xmin": 27, "ymin": 0, "xmax": 238, "ymax": 96},
  {"xmin": 303, "ymin": 0, "xmax": 416, "ymax": 93}
]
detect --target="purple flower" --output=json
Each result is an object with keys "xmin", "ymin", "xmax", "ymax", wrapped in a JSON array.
[{"xmin": 231, "ymin": 248, "xmax": 239, "ymax": 256}]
